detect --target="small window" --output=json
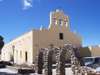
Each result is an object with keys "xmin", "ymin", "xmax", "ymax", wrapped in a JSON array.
[{"xmin": 59, "ymin": 33, "xmax": 64, "ymax": 40}]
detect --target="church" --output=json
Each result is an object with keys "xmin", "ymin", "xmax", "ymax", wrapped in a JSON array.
[{"xmin": 1, "ymin": 9, "xmax": 100, "ymax": 65}]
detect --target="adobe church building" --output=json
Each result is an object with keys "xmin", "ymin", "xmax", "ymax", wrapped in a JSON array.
[
  {"xmin": 80, "ymin": 46, "xmax": 100, "ymax": 57},
  {"xmin": 1, "ymin": 10, "xmax": 100, "ymax": 65}
]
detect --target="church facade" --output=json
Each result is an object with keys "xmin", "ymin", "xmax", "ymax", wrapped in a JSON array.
[
  {"xmin": 1, "ymin": 10, "xmax": 82, "ymax": 65},
  {"xmin": 1, "ymin": 10, "xmax": 100, "ymax": 65}
]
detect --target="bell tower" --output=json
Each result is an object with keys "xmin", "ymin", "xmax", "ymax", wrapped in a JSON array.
[{"xmin": 49, "ymin": 9, "xmax": 70, "ymax": 30}]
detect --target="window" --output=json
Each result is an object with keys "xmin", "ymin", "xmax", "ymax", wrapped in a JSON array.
[
  {"xmin": 11, "ymin": 45, "xmax": 15, "ymax": 62},
  {"xmin": 25, "ymin": 52, "xmax": 28, "ymax": 62},
  {"xmin": 59, "ymin": 33, "xmax": 64, "ymax": 40}
]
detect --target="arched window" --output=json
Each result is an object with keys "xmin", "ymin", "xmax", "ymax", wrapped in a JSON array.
[{"xmin": 59, "ymin": 19, "xmax": 62, "ymax": 26}]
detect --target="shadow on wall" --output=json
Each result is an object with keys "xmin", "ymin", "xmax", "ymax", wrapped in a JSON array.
[{"xmin": 79, "ymin": 47, "xmax": 91, "ymax": 57}]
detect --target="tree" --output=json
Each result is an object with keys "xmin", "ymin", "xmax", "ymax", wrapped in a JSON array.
[{"xmin": 0, "ymin": 35, "xmax": 4, "ymax": 54}]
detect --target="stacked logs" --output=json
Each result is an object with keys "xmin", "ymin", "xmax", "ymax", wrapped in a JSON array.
[{"xmin": 35, "ymin": 44, "xmax": 92, "ymax": 75}]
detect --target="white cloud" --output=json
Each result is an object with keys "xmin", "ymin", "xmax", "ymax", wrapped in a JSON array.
[{"xmin": 22, "ymin": 0, "xmax": 32, "ymax": 10}]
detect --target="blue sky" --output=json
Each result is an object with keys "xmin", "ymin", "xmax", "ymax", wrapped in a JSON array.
[{"xmin": 0, "ymin": 0, "xmax": 100, "ymax": 47}]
